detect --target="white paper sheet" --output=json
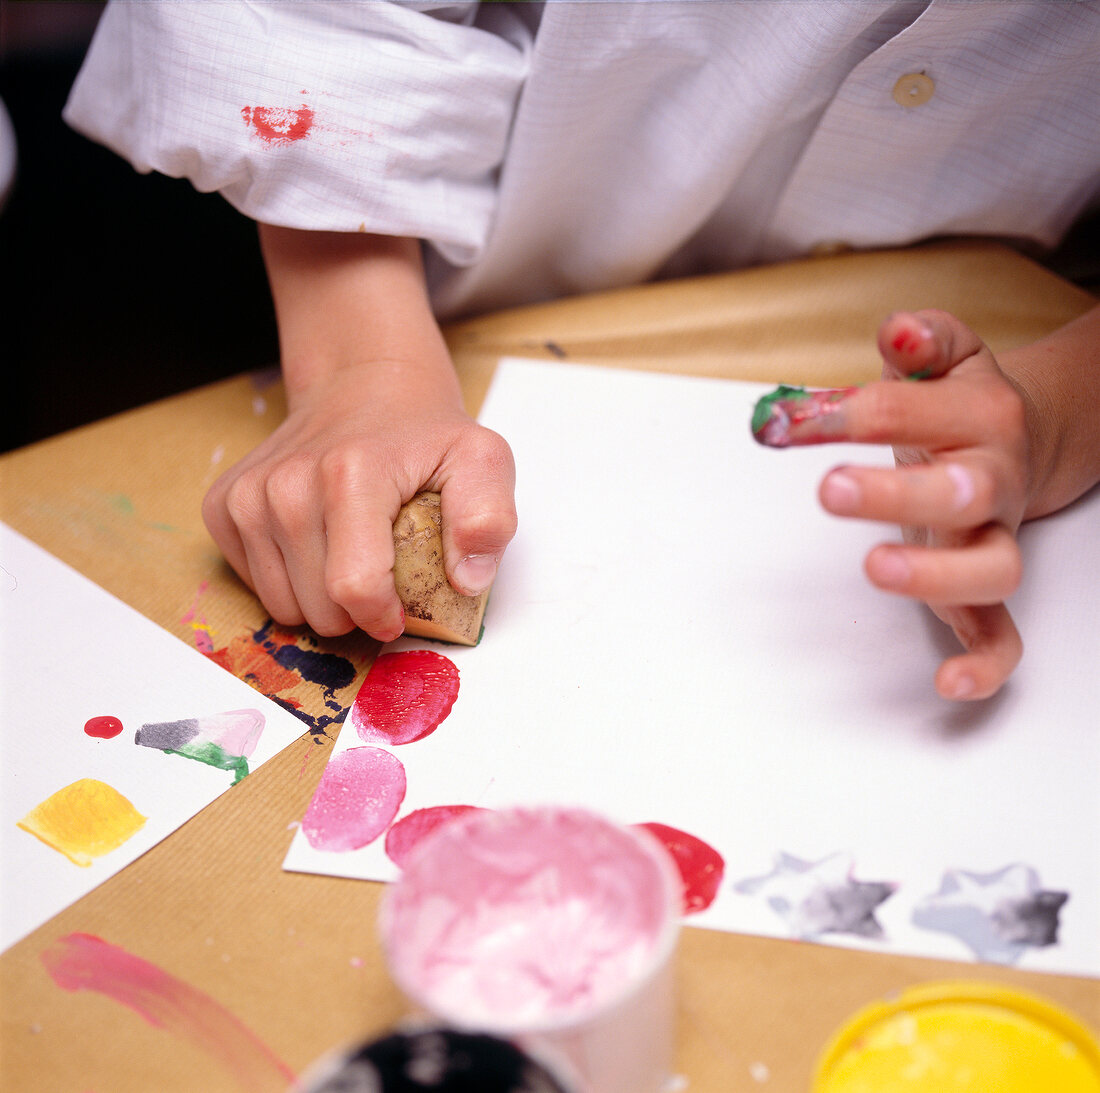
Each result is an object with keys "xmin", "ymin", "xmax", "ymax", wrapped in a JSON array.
[
  {"xmin": 0, "ymin": 524, "xmax": 310, "ymax": 950},
  {"xmin": 284, "ymin": 359, "xmax": 1100, "ymax": 976}
]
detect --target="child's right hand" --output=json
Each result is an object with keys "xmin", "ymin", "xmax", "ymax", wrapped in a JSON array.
[
  {"xmin": 202, "ymin": 359, "xmax": 516, "ymax": 643},
  {"xmin": 201, "ymin": 227, "xmax": 517, "ymax": 643}
]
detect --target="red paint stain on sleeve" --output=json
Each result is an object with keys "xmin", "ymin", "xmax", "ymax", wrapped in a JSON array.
[
  {"xmin": 241, "ymin": 104, "xmax": 314, "ymax": 144},
  {"xmin": 635, "ymin": 822, "xmax": 725, "ymax": 914},
  {"xmin": 385, "ymin": 804, "xmax": 489, "ymax": 869},
  {"xmin": 351, "ymin": 650, "xmax": 460, "ymax": 746}
]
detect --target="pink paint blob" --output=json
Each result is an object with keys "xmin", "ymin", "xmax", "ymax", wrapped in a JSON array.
[
  {"xmin": 301, "ymin": 746, "xmax": 406, "ymax": 852},
  {"xmin": 192, "ymin": 627, "xmax": 215, "ymax": 654},
  {"xmin": 180, "ymin": 582, "xmax": 215, "ymax": 653},
  {"xmin": 84, "ymin": 715, "xmax": 124, "ymax": 740},
  {"xmin": 635, "ymin": 822, "xmax": 725, "ymax": 914},
  {"xmin": 201, "ymin": 709, "xmax": 266, "ymax": 757},
  {"xmin": 351, "ymin": 650, "xmax": 460, "ymax": 746},
  {"xmin": 41, "ymin": 933, "xmax": 294, "ymax": 1092},
  {"xmin": 384, "ymin": 804, "xmax": 489, "ymax": 869},
  {"xmin": 241, "ymin": 104, "xmax": 314, "ymax": 144},
  {"xmin": 380, "ymin": 807, "xmax": 680, "ymax": 1031}
]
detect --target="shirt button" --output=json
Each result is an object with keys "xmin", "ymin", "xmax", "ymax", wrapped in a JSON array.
[{"xmin": 893, "ymin": 72, "xmax": 935, "ymax": 107}]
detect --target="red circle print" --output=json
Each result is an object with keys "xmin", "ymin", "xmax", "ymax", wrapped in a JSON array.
[
  {"xmin": 84, "ymin": 715, "xmax": 125, "ymax": 739},
  {"xmin": 385, "ymin": 805, "xmax": 489, "ymax": 869},
  {"xmin": 636, "ymin": 822, "xmax": 725, "ymax": 914},
  {"xmin": 351, "ymin": 650, "xmax": 460, "ymax": 746}
]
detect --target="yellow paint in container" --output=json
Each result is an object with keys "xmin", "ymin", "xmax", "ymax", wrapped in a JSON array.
[{"xmin": 814, "ymin": 982, "xmax": 1100, "ymax": 1093}]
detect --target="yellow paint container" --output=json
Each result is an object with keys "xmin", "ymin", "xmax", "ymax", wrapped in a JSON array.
[{"xmin": 814, "ymin": 982, "xmax": 1100, "ymax": 1093}]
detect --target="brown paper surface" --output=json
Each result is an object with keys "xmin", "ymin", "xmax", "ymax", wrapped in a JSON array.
[{"xmin": 2, "ymin": 242, "xmax": 1097, "ymax": 1092}]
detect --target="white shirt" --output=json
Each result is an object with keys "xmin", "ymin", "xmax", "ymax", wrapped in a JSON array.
[{"xmin": 65, "ymin": 0, "xmax": 1100, "ymax": 320}]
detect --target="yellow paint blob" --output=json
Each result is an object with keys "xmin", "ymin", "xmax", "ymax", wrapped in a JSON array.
[
  {"xmin": 17, "ymin": 778, "xmax": 146, "ymax": 867},
  {"xmin": 814, "ymin": 982, "xmax": 1100, "ymax": 1093}
]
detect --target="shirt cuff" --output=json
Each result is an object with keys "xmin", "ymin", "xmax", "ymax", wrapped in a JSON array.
[{"xmin": 63, "ymin": 0, "xmax": 531, "ymax": 265}]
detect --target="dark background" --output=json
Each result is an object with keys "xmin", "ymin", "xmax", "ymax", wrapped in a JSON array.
[
  {"xmin": 1, "ymin": 1, "xmax": 278, "ymax": 453},
  {"xmin": 2, "ymin": 1, "xmax": 1096, "ymax": 455}
]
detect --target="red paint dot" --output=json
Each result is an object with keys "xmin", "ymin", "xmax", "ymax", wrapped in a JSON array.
[
  {"xmin": 351, "ymin": 650, "xmax": 460, "ymax": 746},
  {"xmin": 385, "ymin": 805, "xmax": 489, "ymax": 869},
  {"xmin": 635, "ymin": 822, "xmax": 725, "ymax": 914},
  {"xmin": 84, "ymin": 715, "xmax": 124, "ymax": 740}
]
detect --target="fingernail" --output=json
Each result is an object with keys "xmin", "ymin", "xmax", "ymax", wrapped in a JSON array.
[
  {"xmin": 947, "ymin": 673, "xmax": 977, "ymax": 700},
  {"xmin": 873, "ymin": 550, "xmax": 912, "ymax": 589},
  {"xmin": 890, "ymin": 320, "xmax": 934, "ymax": 356},
  {"xmin": 752, "ymin": 385, "xmax": 856, "ymax": 447},
  {"xmin": 945, "ymin": 463, "xmax": 975, "ymax": 512},
  {"xmin": 821, "ymin": 470, "xmax": 861, "ymax": 514},
  {"xmin": 454, "ymin": 553, "xmax": 498, "ymax": 596},
  {"xmin": 376, "ymin": 607, "xmax": 405, "ymax": 644}
]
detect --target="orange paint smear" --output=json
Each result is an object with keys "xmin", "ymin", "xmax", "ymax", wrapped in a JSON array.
[{"xmin": 208, "ymin": 632, "xmax": 303, "ymax": 701}]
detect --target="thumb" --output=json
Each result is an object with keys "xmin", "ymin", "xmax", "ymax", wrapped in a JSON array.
[
  {"xmin": 439, "ymin": 428, "xmax": 518, "ymax": 596},
  {"xmin": 878, "ymin": 309, "xmax": 988, "ymax": 381}
]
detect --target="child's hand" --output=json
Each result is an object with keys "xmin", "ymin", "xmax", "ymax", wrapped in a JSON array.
[
  {"xmin": 202, "ymin": 226, "xmax": 517, "ymax": 643},
  {"xmin": 203, "ymin": 364, "xmax": 516, "ymax": 643},
  {"xmin": 759, "ymin": 309, "xmax": 1033, "ymax": 700},
  {"xmin": 819, "ymin": 311, "xmax": 1031, "ymax": 700}
]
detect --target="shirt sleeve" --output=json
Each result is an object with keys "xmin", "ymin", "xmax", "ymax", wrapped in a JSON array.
[{"xmin": 63, "ymin": 0, "xmax": 532, "ymax": 265}]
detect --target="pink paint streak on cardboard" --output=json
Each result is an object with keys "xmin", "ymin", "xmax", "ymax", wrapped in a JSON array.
[{"xmin": 41, "ymin": 933, "xmax": 295, "ymax": 1093}]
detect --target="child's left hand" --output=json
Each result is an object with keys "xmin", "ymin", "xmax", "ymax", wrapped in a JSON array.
[{"xmin": 764, "ymin": 310, "xmax": 1033, "ymax": 700}]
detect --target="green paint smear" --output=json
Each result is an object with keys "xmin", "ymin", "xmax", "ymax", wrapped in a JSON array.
[
  {"xmin": 752, "ymin": 370, "xmax": 930, "ymax": 435},
  {"xmin": 165, "ymin": 741, "xmax": 250, "ymax": 785},
  {"xmin": 751, "ymin": 384, "xmax": 809, "ymax": 434}
]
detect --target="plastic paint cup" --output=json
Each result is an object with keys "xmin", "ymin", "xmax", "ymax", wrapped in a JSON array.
[
  {"xmin": 813, "ymin": 981, "xmax": 1100, "ymax": 1093},
  {"xmin": 379, "ymin": 806, "xmax": 683, "ymax": 1093}
]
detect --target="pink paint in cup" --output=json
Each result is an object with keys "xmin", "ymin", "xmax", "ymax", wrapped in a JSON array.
[{"xmin": 379, "ymin": 806, "xmax": 682, "ymax": 1093}]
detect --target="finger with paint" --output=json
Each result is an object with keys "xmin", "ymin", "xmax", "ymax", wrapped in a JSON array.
[{"xmin": 750, "ymin": 384, "xmax": 859, "ymax": 448}]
